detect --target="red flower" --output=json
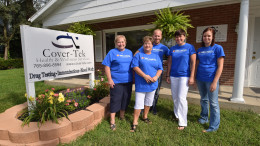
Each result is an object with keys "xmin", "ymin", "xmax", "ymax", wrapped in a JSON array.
[
  {"xmin": 74, "ymin": 102, "xmax": 78, "ymax": 107},
  {"xmin": 94, "ymin": 88, "xmax": 96, "ymax": 91}
]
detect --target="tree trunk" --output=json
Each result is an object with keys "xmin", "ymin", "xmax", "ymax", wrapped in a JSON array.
[{"xmin": 4, "ymin": 43, "xmax": 9, "ymax": 60}]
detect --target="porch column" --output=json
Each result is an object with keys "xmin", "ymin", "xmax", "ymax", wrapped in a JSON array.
[{"xmin": 230, "ymin": 0, "xmax": 249, "ymax": 103}]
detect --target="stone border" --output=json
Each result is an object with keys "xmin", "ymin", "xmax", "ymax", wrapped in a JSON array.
[{"xmin": 0, "ymin": 96, "xmax": 110, "ymax": 145}]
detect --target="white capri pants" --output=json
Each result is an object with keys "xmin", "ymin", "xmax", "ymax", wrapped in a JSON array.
[
  {"xmin": 170, "ymin": 77, "xmax": 189, "ymax": 127},
  {"xmin": 134, "ymin": 90, "xmax": 156, "ymax": 109}
]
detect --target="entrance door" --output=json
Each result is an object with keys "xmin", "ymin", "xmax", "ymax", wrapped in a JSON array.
[{"xmin": 250, "ymin": 17, "xmax": 260, "ymax": 87}]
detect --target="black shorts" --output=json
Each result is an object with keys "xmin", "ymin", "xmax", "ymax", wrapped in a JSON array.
[{"xmin": 110, "ymin": 82, "xmax": 132, "ymax": 113}]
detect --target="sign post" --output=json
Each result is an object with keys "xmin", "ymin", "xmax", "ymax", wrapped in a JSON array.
[{"xmin": 20, "ymin": 25, "xmax": 95, "ymax": 110}]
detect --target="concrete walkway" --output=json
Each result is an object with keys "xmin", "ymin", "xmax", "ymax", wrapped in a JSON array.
[{"xmin": 45, "ymin": 75, "xmax": 260, "ymax": 114}]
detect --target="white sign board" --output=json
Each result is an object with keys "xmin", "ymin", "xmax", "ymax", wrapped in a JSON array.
[
  {"xmin": 196, "ymin": 24, "xmax": 228, "ymax": 43},
  {"xmin": 21, "ymin": 25, "xmax": 94, "ymax": 82},
  {"xmin": 20, "ymin": 25, "xmax": 95, "ymax": 109}
]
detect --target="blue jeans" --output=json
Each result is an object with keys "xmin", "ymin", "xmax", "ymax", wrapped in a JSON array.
[
  {"xmin": 196, "ymin": 80, "xmax": 220, "ymax": 132},
  {"xmin": 150, "ymin": 73, "xmax": 163, "ymax": 113}
]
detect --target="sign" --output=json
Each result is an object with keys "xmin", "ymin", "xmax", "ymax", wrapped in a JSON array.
[
  {"xmin": 20, "ymin": 25, "xmax": 95, "ymax": 109},
  {"xmin": 196, "ymin": 24, "xmax": 228, "ymax": 43},
  {"xmin": 21, "ymin": 25, "xmax": 94, "ymax": 82}
]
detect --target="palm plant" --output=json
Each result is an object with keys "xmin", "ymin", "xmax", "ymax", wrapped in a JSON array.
[{"xmin": 150, "ymin": 7, "xmax": 194, "ymax": 42}]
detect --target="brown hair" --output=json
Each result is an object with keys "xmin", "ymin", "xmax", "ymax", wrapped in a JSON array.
[
  {"xmin": 143, "ymin": 36, "xmax": 154, "ymax": 44},
  {"xmin": 174, "ymin": 29, "xmax": 186, "ymax": 37},
  {"xmin": 114, "ymin": 35, "xmax": 127, "ymax": 44},
  {"xmin": 201, "ymin": 27, "xmax": 215, "ymax": 47}
]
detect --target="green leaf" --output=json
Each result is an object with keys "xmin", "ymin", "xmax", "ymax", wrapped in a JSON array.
[{"xmin": 149, "ymin": 7, "xmax": 194, "ymax": 41}]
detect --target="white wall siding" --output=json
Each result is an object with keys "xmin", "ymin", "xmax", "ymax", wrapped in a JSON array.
[{"xmin": 41, "ymin": 0, "xmax": 212, "ymax": 27}]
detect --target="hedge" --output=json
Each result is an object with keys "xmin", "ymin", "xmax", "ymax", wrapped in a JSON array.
[{"xmin": 0, "ymin": 58, "xmax": 24, "ymax": 70}]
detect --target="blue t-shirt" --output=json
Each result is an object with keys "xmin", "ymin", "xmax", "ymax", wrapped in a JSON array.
[
  {"xmin": 196, "ymin": 44, "xmax": 225, "ymax": 82},
  {"xmin": 169, "ymin": 43, "xmax": 196, "ymax": 77},
  {"xmin": 138, "ymin": 43, "xmax": 169, "ymax": 63},
  {"xmin": 102, "ymin": 48, "xmax": 133, "ymax": 84},
  {"xmin": 131, "ymin": 52, "xmax": 163, "ymax": 92}
]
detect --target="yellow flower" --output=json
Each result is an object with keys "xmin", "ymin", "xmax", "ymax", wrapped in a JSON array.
[
  {"xmin": 48, "ymin": 96, "xmax": 53, "ymax": 100},
  {"xmin": 49, "ymin": 91, "xmax": 55, "ymax": 96},
  {"xmin": 25, "ymin": 93, "xmax": 27, "ymax": 98},
  {"xmin": 58, "ymin": 96, "xmax": 65, "ymax": 103},
  {"xmin": 49, "ymin": 99, "xmax": 53, "ymax": 104},
  {"xmin": 29, "ymin": 96, "xmax": 35, "ymax": 101},
  {"xmin": 38, "ymin": 94, "xmax": 42, "ymax": 99},
  {"xmin": 58, "ymin": 93, "xmax": 65, "ymax": 103}
]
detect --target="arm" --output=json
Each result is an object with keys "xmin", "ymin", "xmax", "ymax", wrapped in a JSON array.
[
  {"xmin": 188, "ymin": 54, "xmax": 196, "ymax": 85},
  {"xmin": 134, "ymin": 50, "xmax": 140, "ymax": 56},
  {"xmin": 104, "ymin": 66, "xmax": 115, "ymax": 88},
  {"xmin": 133, "ymin": 67, "xmax": 153, "ymax": 83},
  {"xmin": 166, "ymin": 56, "xmax": 172, "ymax": 84},
  {"xmin": 210, "ymin": 57, "xmax": 224, "ymax": 92}
]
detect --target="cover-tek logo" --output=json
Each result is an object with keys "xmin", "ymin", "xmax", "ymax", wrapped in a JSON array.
[
  {"xmin": 43, "ymin": 33, "xmax": 86, "ymax": 58},
  {"xmin": 52, "ymin": 33, "xmax": 80, "ymax": 49}
]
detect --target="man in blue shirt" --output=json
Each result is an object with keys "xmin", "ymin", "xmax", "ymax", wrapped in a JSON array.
[{"xmin": 135, "ymin": 29, "xmax": 169, "ymax": 115}]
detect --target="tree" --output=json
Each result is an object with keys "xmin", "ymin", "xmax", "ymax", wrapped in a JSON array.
[
  {"xmin": 33, "ymin": 0, "xmax": 50, "ymax": 11},
  {"xmin": 0, "ymin": 0, "xmax": 35, "ymax": 60},
  {"xmin": 67, "ymin": 22, "xmax": 96, "ymax": 37},
  {"xmin": 149, "ymin": 7, "xmax": 194, "ymax": 42},
  {"xmin": 0, "ymin": 0, "xmax": 20, "ymax": 60}
]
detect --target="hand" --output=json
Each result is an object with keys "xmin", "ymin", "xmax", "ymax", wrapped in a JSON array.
[
  {"xmin": 210, "ymin": 82, "xmax": 217, "ymax": 92},
  {"xmin": 188, "ymin": 77, "xmax": 195, "ymax": 86},
  {"xmin": 192, "ymin": 81, "xmax": 197, "ymax": 90},
  {"xmin": 108, "ymin": 79, "xmax": 115, "ymax": 88},
  {"xmin": 143, "ymin": 75, "xmax": 153, "ymax": 83},
  {"xmin": 151, "ymin": 76, "xmax": 158, "ymax": 82},
  {"xmin": 166, "ymin": 76, "xmax": 170, "ymax": 84}
]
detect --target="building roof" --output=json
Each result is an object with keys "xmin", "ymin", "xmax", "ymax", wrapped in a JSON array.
[{"xmin": 29, "ymin": 0, "xmax": 215, "ymax": 27}]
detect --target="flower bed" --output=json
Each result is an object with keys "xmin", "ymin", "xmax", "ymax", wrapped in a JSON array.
[
  {"xmin": 20, "ymin": 71, "xmax": 109, "ymax": 127},
  {"xmin": 0, "ymin": 71, "xmax": 111, "ymax": 145},
  {"xmin": 0, "ymin": 96, "xmax": 110, "ymax": 145}
]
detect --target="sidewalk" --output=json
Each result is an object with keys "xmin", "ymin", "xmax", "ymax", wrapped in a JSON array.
[
  {"xmin": 158, "ymin": 81, "xmax": 260, "ymax": 114},
  {"xmin": 46, "ymin": 76, "xmax": 260, "ymax": 114}
]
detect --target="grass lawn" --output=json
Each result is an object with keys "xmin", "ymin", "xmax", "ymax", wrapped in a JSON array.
[
  {"xmin": 62, "ymin": 96, "xmax": 260, "ymax": 146},
  {"xmin": 0, "ymin": 68, "xmax": 259, "ymax": 145},
  {"xmin": 0, "ymin": 68, "xmax": 66, "ymax": 113}
]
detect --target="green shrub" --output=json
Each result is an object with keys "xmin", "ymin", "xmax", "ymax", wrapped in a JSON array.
[
  {"xmin": 88, "ymin": 70, "xmax": 110, "ymax": 103},
  {"xmin": 0, "ymin": 58, "xmax": 23, "ymax": 70}
]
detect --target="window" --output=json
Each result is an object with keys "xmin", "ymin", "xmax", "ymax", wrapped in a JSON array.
[{"xmin": 103, "ymin": 25, "xmax": 154, "ymax": 56}]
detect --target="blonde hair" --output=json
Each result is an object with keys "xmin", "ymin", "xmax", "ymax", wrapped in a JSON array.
[
  {"xmin": 114, "ymin": 35, "xmax": 127, "ymax": 44},
  {"xmin": 143, "ymin": 36, "xmax": 154, "ymax": 44}
]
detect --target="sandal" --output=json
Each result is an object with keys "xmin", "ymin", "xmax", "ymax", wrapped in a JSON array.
[
  {"xmin": 142, "ymin": 118, "xmax": 152, "ymax": 124},
  {"xmin": 110, "ymin": 124, "xmax": 116, "ymax": 131},
  {"xmin": 130, "ymin": 124, "xmax": 138, "ymax": 132},
  {"xmin": 178, "ymin": 126, "xmax": 185, "ymax": 130}
]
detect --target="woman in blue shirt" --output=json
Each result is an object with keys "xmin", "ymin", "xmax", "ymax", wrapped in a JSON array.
[
  {"xmin": 102, "ymin": 35, "xmax": 133, "ymax": 131},
  {"xmin": 196, "ymin": 27, "xmax": 225, "ymax": 132},
  {"xmin": 130, "ymin": 36, "xmax": 163, "ymax": 132},
  {"xmin": 166, "ymin": 29, "xmax": 196, "ymax": 130}
]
